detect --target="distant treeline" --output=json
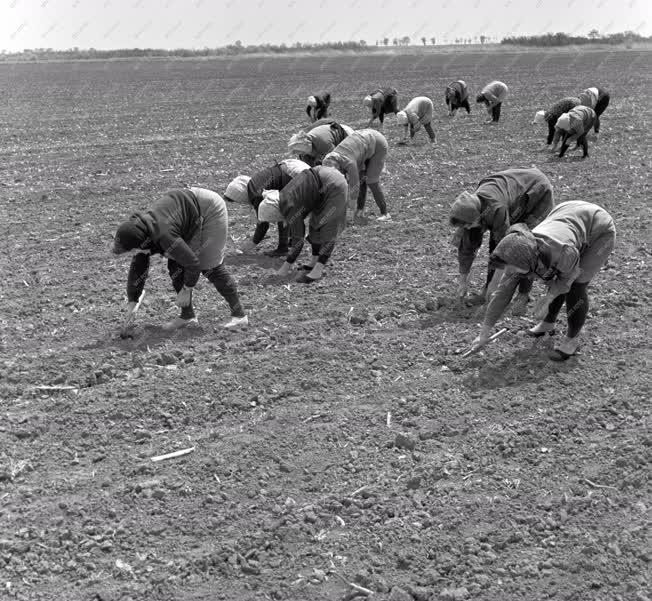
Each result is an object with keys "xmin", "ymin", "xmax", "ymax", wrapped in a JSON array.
[
  {"xmin": 0, "ymin": 40, "xmax": 371, "ymax": 61},
  {"xmin": 501, "ymin": 31, "xmax": 651, "ymax": 46}
]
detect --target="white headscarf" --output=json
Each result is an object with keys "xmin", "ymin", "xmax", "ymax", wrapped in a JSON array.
[
  {"xmin": 533, "ymin": 110, "xmax": 546, "ymax": 125},
  {"xmin": 307, "ymin": 95, "xmax": 317, "ymax": 107},
  {"xmin": 363, "ymin": 95, "xmax": 373, "ymax": 108},
  {"xmin": 280, "ymin": 158, "xmax": 311, "ymax": 178},
  {"xmin": 556, "ymin": 112, "xmax": 571, "ymax": 131},
  {"xmin": 288, "ymin": 132, "xmax": 313, "ymax": 155},
  {"xmin": 258, "ymin": 190, "xmax": 284, "ymax": 223},
  {"xmin": 396, "ymin": 110, "xmax": 409, "ymax": 126},
  {"xmin": 224, "ymin": 175, "xmax": 251, "ymax": 204}
]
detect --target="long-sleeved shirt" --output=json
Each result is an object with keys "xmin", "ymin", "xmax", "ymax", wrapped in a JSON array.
[
  {"xmin": 306, "ymin": 123, "xmax": 353, "ymax": 162},
  {"xmin": 247, "ymin": 160, "xmax": 310, "ymax": 243},
  {"xmin": 324, "ymin": 129, "xmax": 386, "ymax": 192},
  {"xmin": 404, "ymin": 96, "xmax": 433, "ymax": 132},
  {"xmin": 306, "ymin": 92, "xmax": 331, "ymax": 121},
  {"xmin": 458, "ymin": 168, "xmax": 554, "ymax": 274},
  {"xmin": 369, "ymin": 88, "xmax": 398, "ymax": 122},
  {"xmin": 278, "ymin": 166, "xmax": 348, "ymax": 263},
  {"xmin": 484, "ymin": 200, "xmax": 615, "ymax": 327},
  {"xmin": 445, "ymin": 81, "xmax": 468, "ymax": 105},
  {"xmin": 480, "ymin": 81, "xmax": 508, "ymax": 107},
  {"xmin": 126, "ymin": 189, "xmax": 203, "ymax": 301},
  {"xmin": 559, "ymin": 106, "xmax": 596, "ymax": 141}
]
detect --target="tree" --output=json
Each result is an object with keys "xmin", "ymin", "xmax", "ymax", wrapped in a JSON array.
[
  {"xmin": 392, "ymin": 38, "xmax": 398, "ymax": 45},
  {"xmin": 480, "ymin": 35, "xmax": 486, "ymax": 44},
  {"xmin": 235, "ymin": 40, "xmax": 242, "ymax": 47},
  {"xmin": 421, "ymin": 36, "xmax": 426, "ymax": 45},
  {"xmin": 359, "ymin": 39, "xmax": 367, "ymax": 46},
  {"xmin": 430, "ymin": 37, "xmax": 436, "ymax": 45},
  {"xmin": 588, "ymin": 29, "xmax": 600, "ymax": 39},
  {"xmin": 401, "ymin": 36, "xmax": 411, "ymax": 45},
  {"xmin": 383, "ymin": 37, "xmax": 389, "ymax": 46}
]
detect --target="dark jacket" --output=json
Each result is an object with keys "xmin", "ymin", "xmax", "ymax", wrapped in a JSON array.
[
  {"xmin": 279, "ymin": 166, "xmax": 347, "ymax": 263},
  {"xmin": 126, "ymin": 189, "xmax": 203, "ymax": 301},
  {"xmin": 306, "ymin": 92, "xmax": 331, "ymax": 121},
  {"xmin": 247, "ymin": 163, "xmax": 295, "ymax": 244},
  {"xmin": 370, "ymin": 88, "xmax": 399, "ymax": 122}
]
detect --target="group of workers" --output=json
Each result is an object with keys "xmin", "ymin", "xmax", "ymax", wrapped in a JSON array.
[{"xmin": 112, "ymin": 79, "xmax": 614, "ymax": 362}]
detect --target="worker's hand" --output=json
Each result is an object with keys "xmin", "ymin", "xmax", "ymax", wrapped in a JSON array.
[
  {"xmin": 471, "ymin": 327, "xmax": 492, "ymax": 351},
  {"xmin": 457, "ymin": 274, "xmax": 469, "ymax": 300},
  {"xmin": 120, "ymin": 301, "xmax": 138, "ymax": 338},
  {"xmin": 240, "ymin": 239, "xmax": 257, "ymax": 253},
  {"xmin": 276, "ymin": 261, "xmax": 292, "ymax": 277},
  {"xmin": 176, "ymin": 286, "xmax": 193, "ymax": 308}
]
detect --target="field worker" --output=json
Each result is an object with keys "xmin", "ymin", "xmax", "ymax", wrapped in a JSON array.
[
  {"xmin": 224, "ymin": 158, "xmax": 311, "ymax": 257},
  {"xmin": 322, "ymin": 128, "xmax": 391, "ymax": 222},
  {"xmin": 445, "ymin": 80, "xmax": 471, "ymax": 116},
  {"xmin": 450, "ymin": 168, "xmax": 554, "ymax": 315},
  {"xmin": 532, "ymin": 96, "xmax": 580, "ymax": 148},
  {"xmin": 288, "ymin": 120, "xmax": 354, "ymax": 166},
  {"xmin": 471, "ymin": 201, "xmax": 616, "ymax": 361},
  {"xmin": 397, "ymin": 96, "xmax": 436, "ymax": 144},
  {"xmin": 578, "ymin": 86, "xmax": 610, "ymax": 135},
  {"xmin": 306, "ymin": 92, "xmax": 331, "ymax": 122},
  {"xmin": 363, "ymin": 87, "xmax": 399, "ymax": 127},
  {"xmin": 258, "ymin": 166, "xmax": 348, "ymax": 283},
  {"xmin": 476, "ymin": 80, "xmax": 509, "ymax": 123},
  {"xmin": 112, "ymin": 188, "xmax": 247, "ymax": 334},
  {"xmin": 554, "ymin": 106, "xmax": 597, "ymax": 158}
]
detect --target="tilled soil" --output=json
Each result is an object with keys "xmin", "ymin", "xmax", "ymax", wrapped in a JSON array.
[{"xmin": 0, "ymin": 49, "xmax": 651, "ymax": 601}]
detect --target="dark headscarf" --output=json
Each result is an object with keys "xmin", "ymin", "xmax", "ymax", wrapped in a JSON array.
[{"xmin": 113, "ymin": 214, "xmax": 150, "ymax": 254}]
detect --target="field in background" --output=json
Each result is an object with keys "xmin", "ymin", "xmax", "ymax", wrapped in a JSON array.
[{"xmin": 0, "ymin": 49, "xmax": 651, "ymax": 601}]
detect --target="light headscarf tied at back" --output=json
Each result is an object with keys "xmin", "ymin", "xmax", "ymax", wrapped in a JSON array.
[
  {"xmin": 224, "ymin": 175, "xmax": 251, "ymax": 204},
  {"xmin": 533, "ymin": 110, "xmax": 546, "ymax": 125},
  {"xmin": 307, "ymin": 95, "xmax": 318, "ymax": 107},
  {"xmin": 258, "ymin": 189, "xmax": 284, "ymax": 224},
  {"xmin": 396, "ymin": 111, "xmax": 409, "ymax": 126},
  {"xmin": 288, "ymin": 131, "xmax": 313, "ymax": 155},
  {"xmin": 363, "ymin": 95, "xmax": 373, "ymax": 108},
  {"xmin": 555, "ymin": 112, "xmax": 571, "ymax": 131},
  {"xmin": 490, "ymin": 223, "xmax": 539, "ymax": 273}
]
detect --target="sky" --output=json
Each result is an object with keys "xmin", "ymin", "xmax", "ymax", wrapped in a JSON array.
[{"xmin": 0, "ymin": 0, "xmax": 649, "ymax": 52}]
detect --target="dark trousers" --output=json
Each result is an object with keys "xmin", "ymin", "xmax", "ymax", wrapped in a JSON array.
[
  {"xmin": 546, "ymin": 120, "xmax": 557, "ymax": 144},
  {"xmin": 559, "ymin": 132, "xmax": 590, "ymax": 158},
  {"xmin": 253, "ymin": 221, "xmax": 289, "ymax": 250},
  {"xmin": 491, "ymin": 103, "xmax": 502, "ymax": 122},
  {"xmin": 594, "ymin": 93, "xmax": 610, "ymax": 133},
  {"xmin": 168, "ymin": 260, "xmax": 245, "ymax": 319},
  {"xmin": 310, "ymin": 241, "xmax": 336, "ymax": 265},
  {"xmin": 423, "ymin": 122, "xmax": 436, "ymax": 141},
  {"xmin": 543, "ymin": 282, "xmax": 589, "ymax": 338},
  {"xmin": 357, "ymin": 179, "xmax": 387, "ymax": 215},
  {"xmin": 450, "ymin": 98, "xmax": 471, "ymax": 114}
]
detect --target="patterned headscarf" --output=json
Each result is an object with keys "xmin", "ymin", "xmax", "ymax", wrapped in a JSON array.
[
  {"xmin": 450, "ymin": 191, "xmax": 481, "ymax": 225},
  {"xmin": 490, "ymin": 224, "xmax": 539, "ymax": 273},
  {"xmin": 396, "ymin": 111, "xmax": 409, "ymax": 126}
]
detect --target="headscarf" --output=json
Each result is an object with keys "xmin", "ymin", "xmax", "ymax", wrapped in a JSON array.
[
  {"xmin": 449, "ymin": 191, "xmax": 481, "ymax": 225},
  {"xmin": 396, "ymin": 110, "xmax": 409, "ymax": 126},
  {"xmin": 280, "ymin": 158, "xmax": 311, "ymax": 178},
  {"xmin": 307, "ymin": 95, "xmax": 317, "ymax": 107},
  {"xmin": 490, "ymin": 223, "xmax": 539, "ymax": 273},
  {"xmin": 258, "ymin": 189, "xmax": 284, "ymax": 223},
  {"xmin": 113, "ymin": 214, "xmax": 149, "ymax": 254},
  {"xmin": 556, "ymin": 112, "xmax": 571, "ymax": 131},
  {"xmin": 363, "ymin": 95, "xmax": 373, "ymax": 108},
  {"xmin": 224, "ymin": 175, "xmax": 251, "ymax": 204},
  {"xmin": 533, "ymin": 110, "xmax": 546, "ymax": 125},
  {"xmin": 288, "ymin": 131, "xmax": 313, "ymax": 155}
]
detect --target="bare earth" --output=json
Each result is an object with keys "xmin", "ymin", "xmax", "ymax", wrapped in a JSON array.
[{"xmin": 0, "ymin": 49, "xmax": 651, "ymax": 601}]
